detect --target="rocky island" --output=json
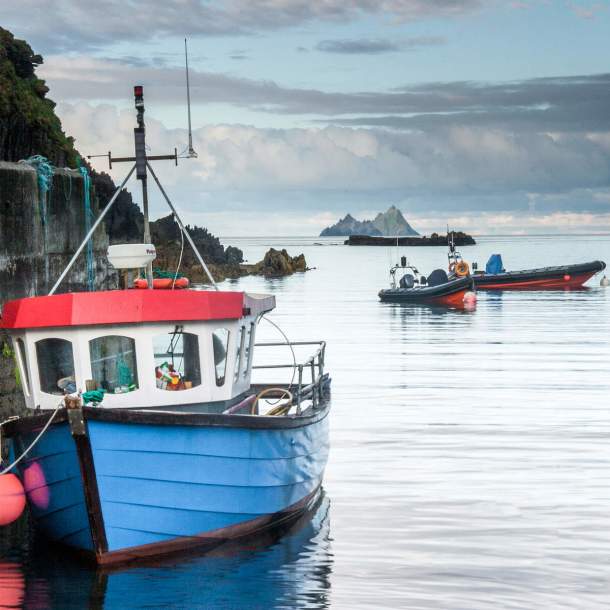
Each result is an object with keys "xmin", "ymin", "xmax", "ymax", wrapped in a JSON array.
[{"xmin": 320, "ymin": 205, "xmax": 419, "ymax": 237}]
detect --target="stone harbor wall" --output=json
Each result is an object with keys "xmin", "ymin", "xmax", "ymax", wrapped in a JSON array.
[
  {"xmin": 0, "ymin": 161, "xmax": 117, "ymax": 420},
  {"xmin": 0, "ymin": 161, "xmax": 115, "ymax": 301}
]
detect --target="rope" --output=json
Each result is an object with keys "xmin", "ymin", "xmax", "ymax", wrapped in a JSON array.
[
  {"xmin": 149, "ymin": 268, "xmax": 185, "ymax": 279},
  {"xmin": 78, "ymin": 161, "xmax": 95, "ymax": 291},
  {"xmin": 0, "ymin": 403, "xmax": 62, "ymax": 476},
  {"xmin": 19, "ymin": 155, "xmax": 54, "ymax": 227},
  {"xmin": 261, "ymin": 315, "xmax": 297, "ymax": 391}
]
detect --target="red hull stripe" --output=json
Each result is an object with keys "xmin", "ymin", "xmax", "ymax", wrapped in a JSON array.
[
  {"xmin": 0, "ymin": 290, "xmax": 245, "ymax": 329},
  {"xmin": 477, "ymin": 271, "xmax": 595, "ymax": 290},
  {"xmin": 430, "ymin": 289, "xmax": 467, "ymax": 307}
]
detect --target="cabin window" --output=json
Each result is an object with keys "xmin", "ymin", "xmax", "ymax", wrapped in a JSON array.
[
  {"xmin": 213, "ymin": 328, "xmax": 230, "ymax": 387},
  {"xmin": 243, "ymin": 322, "xmax": 256, "ymax": 377},
  {"xmin": 36, "ymin": 338, "xmax": 75, "ymax": 395},
  {"xmin": 15, "ymin": 338, "xmax": 31, "ymax": 397},
  {"xmin": 153, "ymin": 327, "xmax": 201, "ymax": 391},
  {"xmin": 234, "ymin": 326, "xmax": 246, "ymax": 382},
  {"xmin": 89, "ymin": 336, "xmax": 138, "ymax": 394}
]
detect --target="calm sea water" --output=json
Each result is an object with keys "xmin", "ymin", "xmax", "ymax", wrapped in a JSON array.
[{"xmin": 2, "ymin": 234, "xmax": 610, "ymax": 609}]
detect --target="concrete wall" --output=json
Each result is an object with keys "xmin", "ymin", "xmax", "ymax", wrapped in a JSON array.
[{"xmin": 0, "ymin": 161, "xmax": 117, "ymax": 419}]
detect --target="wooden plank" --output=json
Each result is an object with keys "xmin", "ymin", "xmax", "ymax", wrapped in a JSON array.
[{"xmin": 67, "ymin": 407, "xmax": 108, "ymax": 558}]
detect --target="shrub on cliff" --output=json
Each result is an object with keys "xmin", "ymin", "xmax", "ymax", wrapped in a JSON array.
[{"xmin": 0, "ymin": 27, "xmax": 77, "ymax": 166}]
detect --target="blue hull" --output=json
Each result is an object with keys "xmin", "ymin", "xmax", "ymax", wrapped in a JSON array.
[{"xmin": 11, "ymin": 404, "xmax": 330, "ymax": 564}]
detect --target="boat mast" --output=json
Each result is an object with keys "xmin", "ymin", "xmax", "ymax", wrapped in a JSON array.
[
  {"xmin": 133, "ymin": 86, "xmax": 154, "ymax": 288},
  {"xmin": 184, "ymin": 38, "xmax": 198, "ymax": 159},
  {"xmin": 53, "ymin": 84, "xmax": 219, "ymax": 294}
]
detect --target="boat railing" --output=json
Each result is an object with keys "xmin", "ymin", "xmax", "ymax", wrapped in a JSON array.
[{"xmin": 252, "ymin": 341, "xmax": 326, "ymax": 409}]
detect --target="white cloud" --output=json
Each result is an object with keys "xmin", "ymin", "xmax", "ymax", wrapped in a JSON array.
[{"xmin": 53, "ymin": 101, "xmax": 610, "ymax": 235}]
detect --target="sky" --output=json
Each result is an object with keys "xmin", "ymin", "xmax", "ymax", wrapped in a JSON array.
[{"xmin": 4, "ymin": 0, "xmax": 610, "ymax": 236}]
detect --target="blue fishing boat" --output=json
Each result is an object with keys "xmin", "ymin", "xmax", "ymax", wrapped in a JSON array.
[{"xmin": 0, "ymin": 86, "xmax": 330, "ymax": 566}]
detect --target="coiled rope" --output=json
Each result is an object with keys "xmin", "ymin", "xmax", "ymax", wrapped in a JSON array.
[{"xmin": 19, "ymin": 155, "xmax": 54, "ymax": 227}]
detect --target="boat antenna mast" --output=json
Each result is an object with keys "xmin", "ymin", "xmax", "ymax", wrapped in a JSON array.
[
  {"xmin": 51, "ymin": 85, "xmax": 218, "ymax": 295},
  {"xmin": 182, "ymin": 38, "xmax": 198, "ymax": 159}
]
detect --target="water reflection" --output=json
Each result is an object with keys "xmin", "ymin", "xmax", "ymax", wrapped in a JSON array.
[
  {"xmin": 0, "ymin": 561, "xmax": 25, "ymax": 610},
  {"xmin": 1, "ymin": 493, "xmax": 332, "ymax": 610},
  {"xmin": 384, "ymin": 302, "xmax": 478, "ymax": 320}
]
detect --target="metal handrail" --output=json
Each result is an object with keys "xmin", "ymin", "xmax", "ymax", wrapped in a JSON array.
[{"xmin": 251, "ymin": 341, "xmax": 326, "ymax": 409}]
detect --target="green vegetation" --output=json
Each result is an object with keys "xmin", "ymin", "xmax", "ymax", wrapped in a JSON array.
[
  {"xmin": 0, "ymin": 341, "xmax": 20, "ymax": 389},
  {"xmin": 0, "ymin": 27, "xmax": 77, "ymax": 166}
]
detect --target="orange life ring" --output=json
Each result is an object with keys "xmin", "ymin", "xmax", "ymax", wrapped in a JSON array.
[
  {"xmin": 134, "ymin": 277, "xmax": 190, "ymax": 289},
  {"xmin": 454, "ymin": 261, "xmax": 470, "ymax": 277}
]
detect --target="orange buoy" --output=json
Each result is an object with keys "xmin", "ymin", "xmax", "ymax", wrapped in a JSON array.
[
  {"xmin": 0, "ymin": 562, "xmax": 25, "ymax": 609},
  {"xmin": 134, "ymin": 277, "xmax": 190, "ymax": 289},
  {"xmin": 0, "ymin": 474, "xmax": 26, "ymax": 526},
  {"xmin": 455, "ymin": 261, "xmax": 471, "ymax": 277},
  {"xmin": 23, "ymin": 462, "xmax": 50, "ymax": 510}
]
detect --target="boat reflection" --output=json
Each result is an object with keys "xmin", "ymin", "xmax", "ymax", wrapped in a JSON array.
[
  {"xmin": 385, "ymin": 301, "xmax": 477, "ymax": 319},
  {"xmin": 7, "ymin": 492, "xmax": 332, "ymax": 610}
]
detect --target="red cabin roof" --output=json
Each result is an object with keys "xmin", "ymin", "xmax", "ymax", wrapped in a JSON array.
[{"xmin": 0, "ymin": 290, "xmax": 245, "ymax": 329}]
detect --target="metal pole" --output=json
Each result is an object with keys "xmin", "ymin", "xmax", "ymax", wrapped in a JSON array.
[
  {"xmin": 141, "ymin": 178, "xmax": 154, "ymax": 288},
  {"xmin": 146, "ymin": 161, "xmax": 218, "ymax": 290},
  {"xmin": 185, "ymin": 38, "xmax": 197, "ymax": 158},
  {"xmin": 49, "ymin": 165, "xmax": 136, "ymax": 296}
]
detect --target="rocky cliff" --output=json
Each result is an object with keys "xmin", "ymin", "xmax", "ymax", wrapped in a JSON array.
[
  {"xmin": 0, "ymin": 27, "xmax": 76, "ymax": 167},
  {"xmin": 320, "ymin": 205, "xmax": 419, "ymax": 237}
]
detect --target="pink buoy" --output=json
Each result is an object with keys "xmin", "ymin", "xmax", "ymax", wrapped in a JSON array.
[
  {"xmin": 0, "ymin": 474, "xmax": 26, "ymax": 526},
  {"xmin": 23, "ymin": 462, "xmax": 50, "ymax": 510},
  {"xmin": 463, "ymin": 291, "xmax": 477, "ymax": 305},
  {"xmin": 462, "ymin": 290, "xmax": 477, "ymax": 311},
  {"xmin": 564, "ymin": 274, "xmax": 571, "ymax": 281}
]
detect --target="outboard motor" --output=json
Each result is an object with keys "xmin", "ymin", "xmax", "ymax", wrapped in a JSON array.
[
  {"xmin": 399, "ymin": 273, "xmax": 415, "ymax": 289},
  {"xmin": 427, "ymin": 269, "xmax": 449, "ymax": 287}
]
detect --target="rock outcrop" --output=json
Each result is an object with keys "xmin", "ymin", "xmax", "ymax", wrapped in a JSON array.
[
  {"xmin": 152, "ymin": 216, "xmax": 307, "ymax": 282},
  {"xmin": 250, "ymin": 248, "xmax": 308, "ymax": 277},
  {"xmin": 320, "ymin": 205, "xmax": 419, "ymax": 237}
]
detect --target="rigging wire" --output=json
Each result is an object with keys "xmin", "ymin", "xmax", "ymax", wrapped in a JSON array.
[{"xmin": 0, "ymin": 403, "xmax": 62, "ymax": 475}]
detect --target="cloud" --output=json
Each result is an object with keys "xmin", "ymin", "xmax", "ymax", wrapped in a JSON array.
[
  {"xmin": 315, "ymin": 36, "xmax": 444, "ymax": 54},
  {"xmin": 316, "ymin": 39, "xmax": 402, "ymax": 54},
  {"xmin": 3, "ymin": 0, "xmax": 484, "ymax": 53},
  {"xmin": 39, "ymin": 57, "xmax": 610, "ymax": 137},
  {"xmin": 569, "ymin": 2, "xmax": 606, "ymax": 19},
  {"xmin": 57, "ymin": 101, "xmax": 610, "ymax": 210}
]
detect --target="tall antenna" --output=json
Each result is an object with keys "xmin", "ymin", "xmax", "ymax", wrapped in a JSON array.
[{"xmin": 184, "ymin": 38, "xmax": 198, "ymax": 158}]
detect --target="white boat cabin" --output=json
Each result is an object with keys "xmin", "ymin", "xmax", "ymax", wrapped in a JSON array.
[{"xmin": 1, "ymin": 290, "xmax": 275, "ymax": 412}]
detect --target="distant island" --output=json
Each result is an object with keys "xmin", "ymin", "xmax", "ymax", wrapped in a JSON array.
[{"xmin": 320, "ymin": 205, "xmax": 419, "ymax": 237}]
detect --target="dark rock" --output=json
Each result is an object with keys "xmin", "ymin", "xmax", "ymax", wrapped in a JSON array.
[
  {"xmin": 247, "ymin": 248, "xmax": 308, "ymax": 277},
  {"xmin": 345, "ymin": 232, "xmax": 476, "ymax": 246}
]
